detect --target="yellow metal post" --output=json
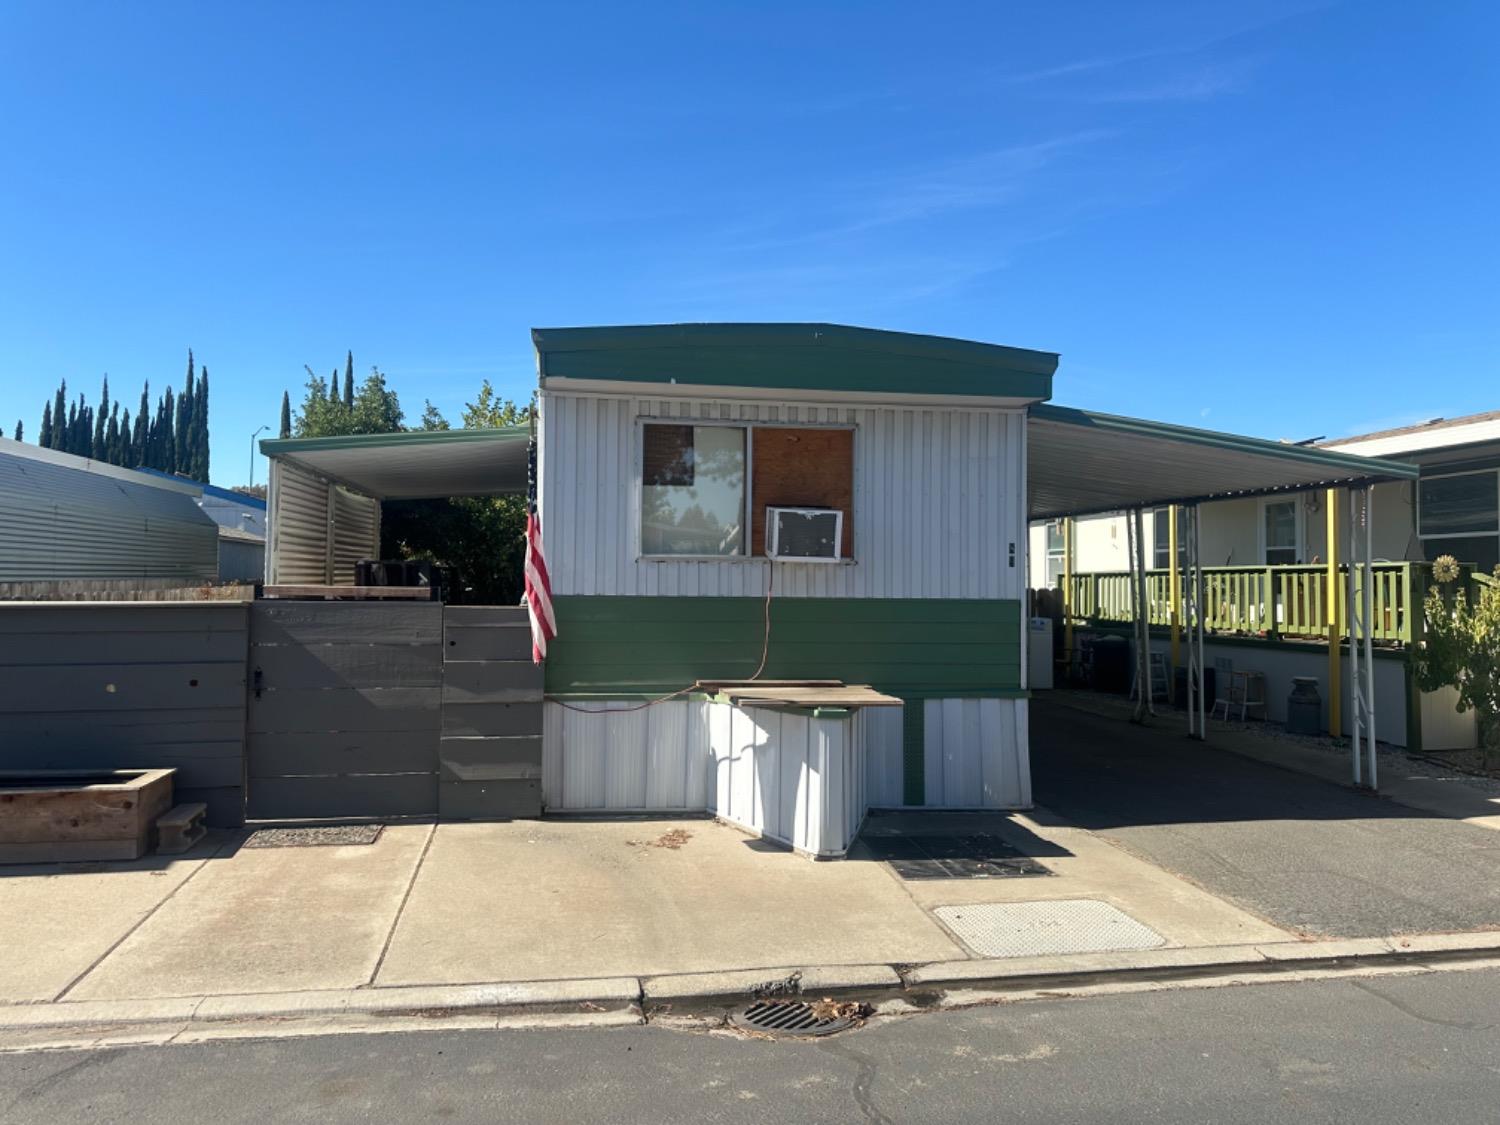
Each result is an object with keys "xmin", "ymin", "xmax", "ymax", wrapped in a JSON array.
[
  {"xmin": 1168, "ymin": 504, "xmax": 1181, "ymax": 682},
  {"xmin": 1062, "ymin": 518, "xmax": 1075, "ymax": 662},
  {"xmin": 1326, "ymin": 488, "xmax": 1342, "ymax": 737}
]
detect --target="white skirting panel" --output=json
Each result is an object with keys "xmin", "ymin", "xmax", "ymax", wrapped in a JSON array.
[
  {"xmin": 860, "ymin": 705, "xmax": 905, "ymax": 808},
  {"xmin": 544, "ymin": 699, "xmax": 870, "ymax": 857},
  {"xmin": 923, "ymin": 698, "xmax": 1029, "ymax": 809},
  {"xmin": 545, "ymin": 696, "xmax": 1030, "ymax": 820},
  {"xmin": 542, "ymin": 700, "xmax": 712, "ymax": 812}
]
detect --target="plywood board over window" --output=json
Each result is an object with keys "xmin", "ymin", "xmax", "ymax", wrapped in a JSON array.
[{"xmin": 751, "ymin": 427, "xmax": 854, "ymax": 558}]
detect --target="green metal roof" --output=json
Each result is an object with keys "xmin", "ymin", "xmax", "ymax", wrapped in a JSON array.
[
  {"xmin": 532, "ymin": 322, "xmax": 1057, "ymax": 401},
  {"xmin": 1028, "ymin": 404, "xmax": 1421, "ymax": 519},
  {"xmin": 260, "ymin": 426, "xmax": 531, "ymax": 499}
]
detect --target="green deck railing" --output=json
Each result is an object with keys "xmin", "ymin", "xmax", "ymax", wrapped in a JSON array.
[{"xmin": 1064, "ymin": 562, "xmax": 1425, "ymax": 645}]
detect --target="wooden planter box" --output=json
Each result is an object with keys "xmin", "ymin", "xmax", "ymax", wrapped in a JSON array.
[{"xmin": 0, "ymin": 768, "xmax": 176, "ymax": 863}]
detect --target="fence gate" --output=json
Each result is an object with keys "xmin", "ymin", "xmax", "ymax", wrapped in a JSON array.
[{"xmin": 247, "ymin": 601, "xmax": 443, "ymax": 819}]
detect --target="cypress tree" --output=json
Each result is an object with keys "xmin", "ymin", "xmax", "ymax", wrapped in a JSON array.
[
  {"xmin": 279, "ymin": 390, "xmax": 292, "ymax": 439},
  {"xmin": 65, "ymin": 401, "xmax": 78, "ymax": 454},
  {"xmin": 343, "ymin": 352, "xmax": 354, "ymax": 410},
  {"xmin": 194, "ymin": 367, "xmax": 210, "ymax": 481},
  {"xmin": 118, "ymin": 407, "xmax": 132, "ymax": 465},
  {"xmin": 177, "ymin": 375, "xmax": 194, "ymax": 474},
  {"xmin": 12, "ymin": 420, "xmax": 20, "ymax": 441},
  {"xmin": 134, "ymin": 383, "xmax": 150, "ymax": 466},
  {"xmin": 93, "ymin": 376, "xmax": 109, "ymax": 460},
  {"xmin": 162, "ymin": 390, "xmax": 176, "ymax": 471},
  {"xmin": 51, "ymin": 381, "xmax": 67, "ymax": 450},
  {"xmin": 39, "ymin": 402, "xmax": 52, "ymax": 448},
  {"xmin": 106, "ymin": 405, "xmax": 120, "ymax": 464}
]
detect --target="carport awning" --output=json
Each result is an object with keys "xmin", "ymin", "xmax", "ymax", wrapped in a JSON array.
[
  {"xmin": 259, "ymin": 427, "xmax": 531, "ymax": 499},
  {"xmin": 1028, "ymin": 404, "xmax": 1419, "ymax": 520}
]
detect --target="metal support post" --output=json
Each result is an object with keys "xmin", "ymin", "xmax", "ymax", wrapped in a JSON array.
[
  {"xmin": 1131, "ymin": 507, "xmax": 1155, "ymax": 721},
  {"xmin": 1194, "ymin": 504, "xmax": 1207, "ymax": 739},
  {"xmin": 1363, "ymin": 484, "xmax": 1377, "ymax": 788}
]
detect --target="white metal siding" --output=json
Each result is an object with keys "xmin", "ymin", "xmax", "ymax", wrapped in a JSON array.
[
  {"xmin": 921, "ymin": 697, "xmax": 1029, "ymax": 808},
  {"xmin": 268, "ymin": 459, "xmax": 330, "ymax": 584},
  {"xmin": 539, "ymin": 390, "xmax": 1027, "ymax": 599},
  {"xmin": 544, "ymin": 695, "xmax": 1028, "ymax": 816},
  {"xmin": 332, "ymin": 488, "xmax": 380, "ymax": 584},
  {"xmin": 543, "ymin": 698, "xmax": 867, "ymax": 856},
  {"xmin": 267, "ymin": 460, "xmax": 381, "ymax": 585},
  {"xmin": 0, "ymin": 448, "xmax": 218, "ymax": 581}
]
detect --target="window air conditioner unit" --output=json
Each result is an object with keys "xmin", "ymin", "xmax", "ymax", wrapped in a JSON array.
[{"xmin": 766, "ymin": 507, "xmax": 843, "ymax": 562}]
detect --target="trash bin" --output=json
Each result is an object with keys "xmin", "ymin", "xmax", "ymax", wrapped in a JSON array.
[{"xmin": 1287, "ymin": 677, "xmax": 1322, "ymax": 735}]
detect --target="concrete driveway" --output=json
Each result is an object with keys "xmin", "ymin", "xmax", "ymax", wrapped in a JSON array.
[{"xmin": 1030, "ymin": 695, "xmax": 1500, "ymax": 938}]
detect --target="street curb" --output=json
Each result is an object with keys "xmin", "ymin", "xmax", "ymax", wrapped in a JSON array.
[{"xmin": 4, "ymin": 934, "xmax": 1500, "ymax": 1038}]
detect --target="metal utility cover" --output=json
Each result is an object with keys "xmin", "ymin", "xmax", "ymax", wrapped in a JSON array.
[{"xmin": 934, "ymin": 899, "xmax": 1165, "ymax": 958}]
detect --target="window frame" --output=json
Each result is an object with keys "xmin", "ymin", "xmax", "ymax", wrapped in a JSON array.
[
  {"xmin": 634, "ymin": 416, "xmax": 857, "ymax": 563},
  {"xmin": 1258, "ymin": 496, "xmax": 1303, "ymax": 566},
  {"xmin": 1416, "ymin": 468, "xmax": 1500, "ymax": 541}
]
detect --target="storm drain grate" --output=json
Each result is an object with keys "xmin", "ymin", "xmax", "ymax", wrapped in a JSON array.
[
  {"xmin": 730, "ymin": 999, "xmax": 861, "ymax": 1038},
  {"xmin": 934, "ymin": 899, "xmax": 1166, "ymax": 958},
  {"xmin": 243, "ymin": 825, "xmax": 384, "ymax": 849}
]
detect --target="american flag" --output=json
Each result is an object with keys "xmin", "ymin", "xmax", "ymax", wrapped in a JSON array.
[{"xmin": 524, "ymin": 423, "xmax": 556, "ymax": 663}]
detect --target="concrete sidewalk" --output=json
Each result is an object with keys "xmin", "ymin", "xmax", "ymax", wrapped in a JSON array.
[
  {"xmin": 4, "ymin": 785, "xmax": 1498, "ymax": 1046},
  {"xmin": 2, "ymin": 811, "xmax": 1281, "ymax": 1009}
]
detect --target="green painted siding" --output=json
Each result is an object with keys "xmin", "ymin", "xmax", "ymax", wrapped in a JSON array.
[{"xmin": 544, "ymin": 596, "xmax": 1023, "ymax": 697}]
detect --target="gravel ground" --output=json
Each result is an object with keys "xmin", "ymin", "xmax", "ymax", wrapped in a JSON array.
[{"xmin": 242, "ymin": 825, "xmax": 385, "ymax": 848}]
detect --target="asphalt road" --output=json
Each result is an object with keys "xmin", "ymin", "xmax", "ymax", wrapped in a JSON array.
[
  {"xmin": 4, "ymin": 968, "xmax": 1500, "ymax": 1123},
  {"xmin": 1029, "ymin": 697, "xmax": 1500, "ymax": 936}
]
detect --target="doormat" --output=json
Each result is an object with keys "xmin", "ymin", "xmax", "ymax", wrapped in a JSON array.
[
  {"xmin": 859, "ymin": 834, "xmax": 1051, "ymax": 881},
  {"xmin": 243, "ymin": 825, "xmax": 384, "ymax": 849},
  {"xmin": 934, "ymin": 899, "xmax": 1165, "ymax": 958}
]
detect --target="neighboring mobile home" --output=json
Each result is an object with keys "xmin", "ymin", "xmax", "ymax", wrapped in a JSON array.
[{"xmin": 0, "ymin": 437, "xmax": 220, "ymax": 589}]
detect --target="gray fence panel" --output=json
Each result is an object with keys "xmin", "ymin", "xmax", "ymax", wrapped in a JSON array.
[
  {"xmin": 247, "ymin": 601, "xmax": 443, "ymax": 820},
  {"xmin": 0, "ymin": 603, "xmax": 249, "ymax": 826},
  {"xmin": 439, "ymin": 606, "xmax": 544, "ymax": 819}
]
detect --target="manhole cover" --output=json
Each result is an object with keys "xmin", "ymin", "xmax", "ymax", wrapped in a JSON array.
[
  {"xmin": 730, "ymin": 999, "xmax": 863, "ymax": 1038},
  {"xmin": 934, "ymin": 899, "xmax": 1166, "ymax": 958},
  {"xmin": 243, "ymin": 825, "xmax": 384, "ymax": 849}
]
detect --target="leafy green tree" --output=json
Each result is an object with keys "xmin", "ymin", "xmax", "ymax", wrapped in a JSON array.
[
  {"xmin": 418, "ymin": 401, "xmax": 450, "ymax": 431},
  {"xmin": 38, "ymin": 402, "xmax": 51, "ymax": 448},
  {"xmin": 279, "ymin": 390, "xmax": 292, "ymax": 439},
  {"xmin": 1415, "ymin": 556, "xmax": 1500, "ymax": 767}
]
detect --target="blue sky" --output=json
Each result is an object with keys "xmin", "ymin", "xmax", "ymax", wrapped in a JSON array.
[{"xmin": 1, "ymin": 1, "xmax": 1495, "ymax": 486}]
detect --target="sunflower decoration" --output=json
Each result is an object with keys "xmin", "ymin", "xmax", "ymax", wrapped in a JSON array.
[{"xmin": 1432, "ymin": 554, "xmax": 1461, "ymax": 584}]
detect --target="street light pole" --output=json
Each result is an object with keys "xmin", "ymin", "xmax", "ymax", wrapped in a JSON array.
[{"xmin": 249, "ymin": 425, "xmax": 269, "ymax": 487}]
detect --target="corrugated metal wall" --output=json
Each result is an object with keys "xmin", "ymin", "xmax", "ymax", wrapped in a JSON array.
[
  {"xmin": 267, "ymin": 459, "xmax": 380, "ymax": 584},
  {"xmin": 542, "ymin": 695, "xmax": 1029, "ymax": 814},
  {"xmin": 921, "ymin": 697, "xmax": 1030, "ymax": 808},
  {"xmin": 0, "ymin": 446, "xmax": 218, "ymax": 581},
  {"xmin": 0, "ymin": 602, "xmax": 249, "ymax": 825},
  {"xmin": 539, "ymin": 391, "xmax": 1027, "ymax": 600}
]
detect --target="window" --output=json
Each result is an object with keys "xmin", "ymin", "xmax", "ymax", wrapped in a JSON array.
[
  {"xmin": 1261, "ymin": 499, "xmax": 1300, "ymax": 566},
  {"xmin": 1151, "ymin": 508, "xmax": 1187, "ymax": 570},
  {"xmin": 640, "ymin": 424, "xmax": 746, "ymax": 557},
  {"xmin": 1419, "ymin": 469, "xmax": 1500, "ymax": 574},
  {"xmin": 1044, "ymin": 520, "xmax": 1066, "ymax": 588},
  {"xmin": 639, "ymin": 421, "xmax": 855, "ymax": 559},
  {"xmin": 1419, "ymin": 471, "xmax": 1499, "ymax": 538}
]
